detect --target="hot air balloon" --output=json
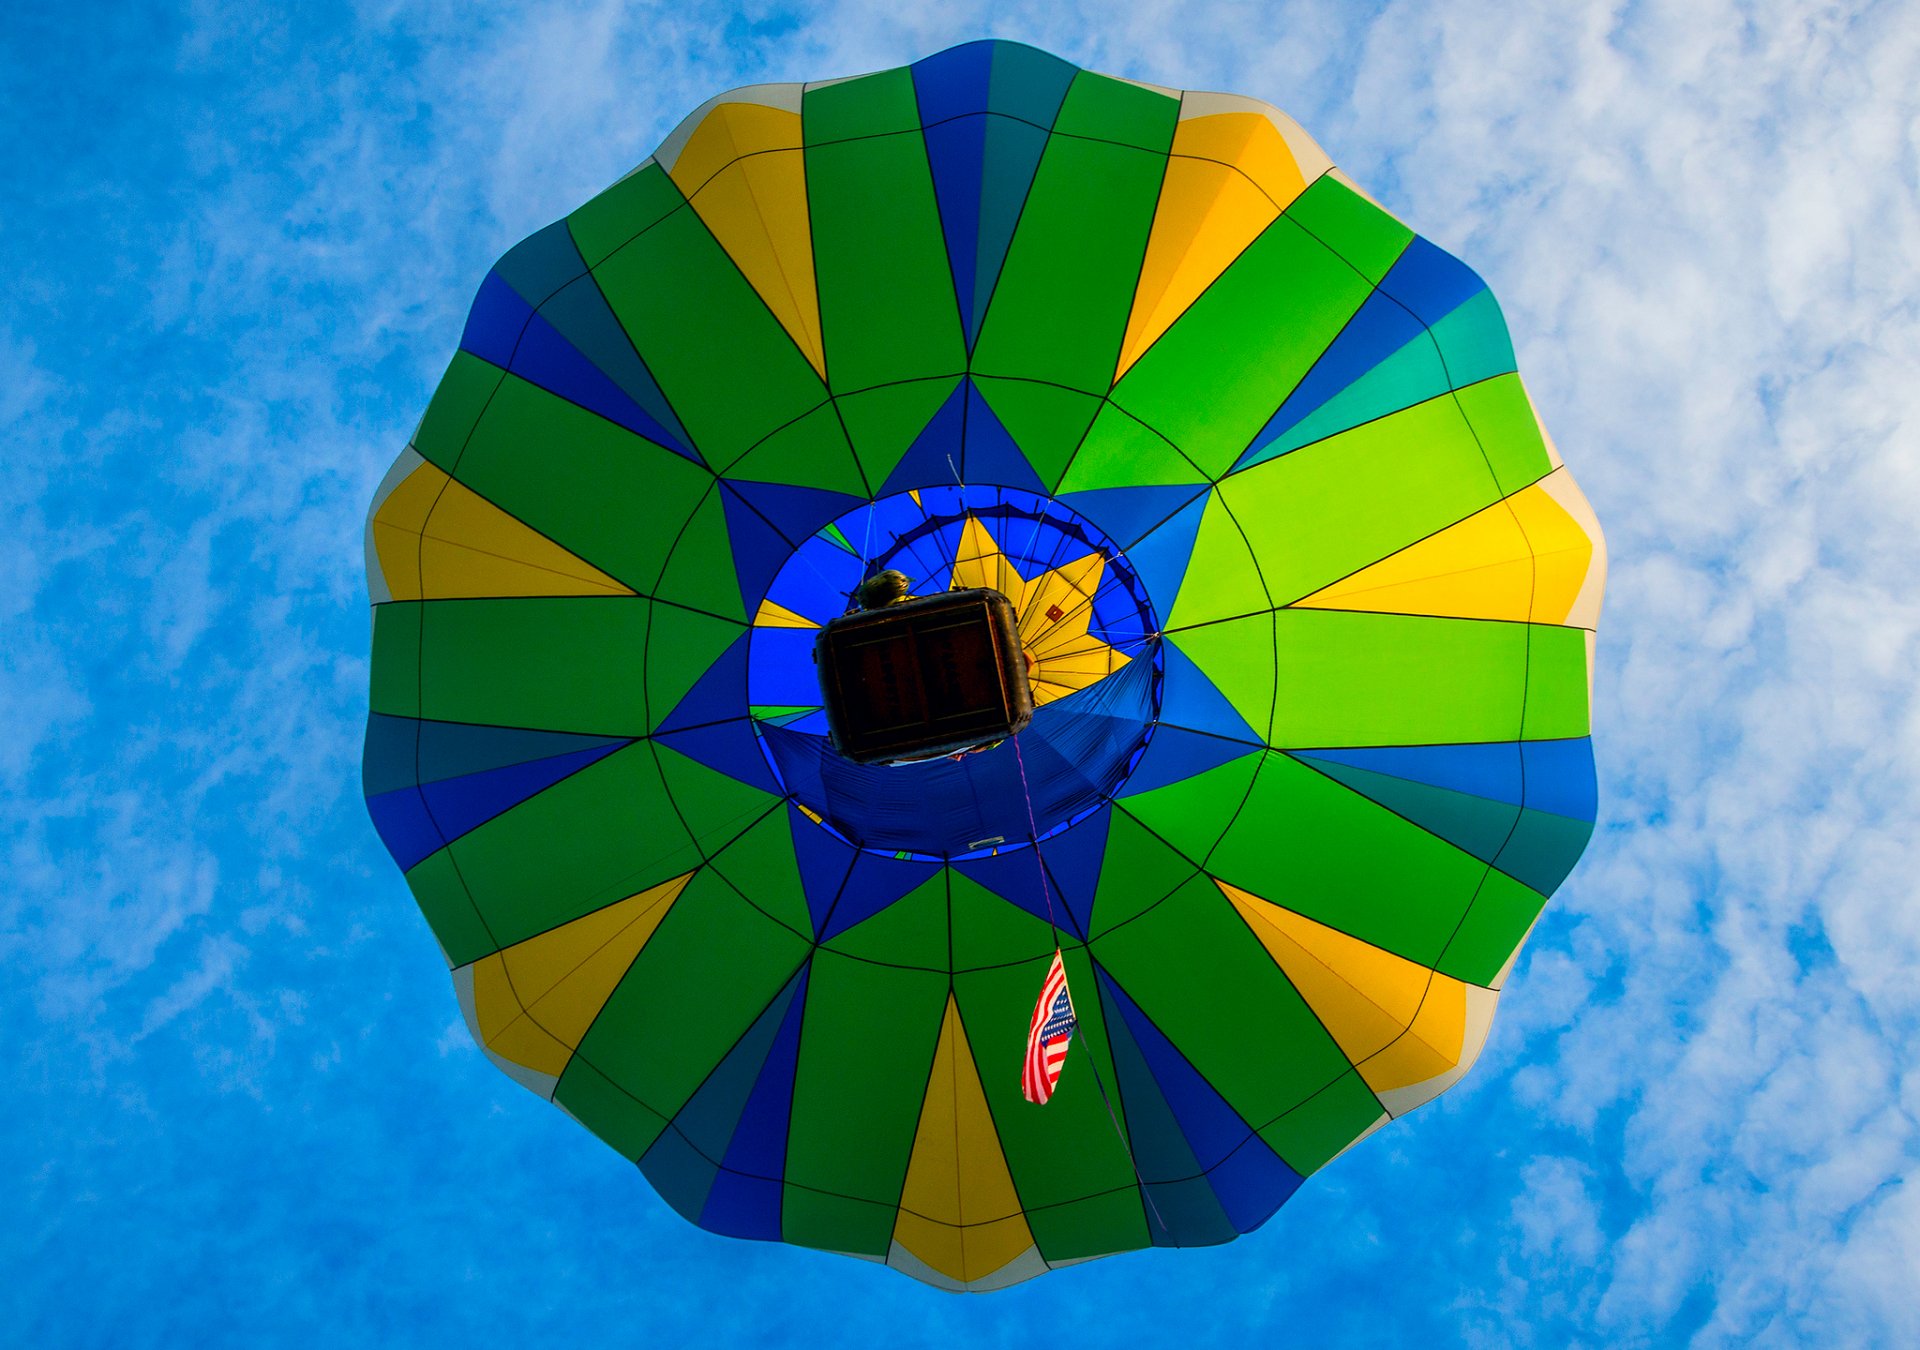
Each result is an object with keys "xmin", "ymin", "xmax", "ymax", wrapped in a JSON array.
[{"xmin": 363, "ymin": 40, "xmax": 1605, "ymax": 1291}]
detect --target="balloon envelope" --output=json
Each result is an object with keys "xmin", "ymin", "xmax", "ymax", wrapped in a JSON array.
[{"xmin": 363, "ymin": 39, "xmax": 1605, "ymax": 1291}]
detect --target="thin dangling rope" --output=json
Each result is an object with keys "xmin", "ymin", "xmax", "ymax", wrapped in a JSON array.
[{"xmin": 1010, "ymin": 733, "xmax": 1168, "ymax": 1236}]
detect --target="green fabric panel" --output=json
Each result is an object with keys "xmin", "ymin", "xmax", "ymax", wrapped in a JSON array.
[
  {"xmin": 1092, "ymin": 873, "xmax": 1354, "ymax": 1135},
  {"xmin": 1249, "ymin": 336, "xmax": 1450, "ymax": 465},
  {"xmin": 822, "ymin": 872, "xmax": 949, "ymax": 970},
  {"xmin": 1056, "ymin": 403, "xmax": 1205, "ymax": 494},
  {"xmin": 576, "ymin": 866, "xmax": 811, "ymax": 1126},
  {"xmin": 368, "ymin": 603, "xmax": 421, "ymax": 716},
  {"xmin": 1087, "ymin": 805, "xmax": 1203, "ymax": 938},
  {"xmin": 1524, "ymin": 625, "xmax": 1593, "ymax": 738},
  {"xmin": 404, "ymin": 849, "xmax": 492, "ymax": 967},
  {"xmin": 1112, "ymin": 217, "xmax": 1372, "ymax": 479},
  {"xmin": 804, "ymin": 67, "xmax": 919, "ymax": 144},
  {"xmin": 1429, "ymin": 289, "xmax": 1517, "ymax": 388},
  {"xmin": 969, "ymin": 126, "xmax": 1171, "ymax": 396},
  {"xmin": 1167, "ymin": 614, "xmax": 1276, "ymax": 738},
  {"xmin": 412, "ymin": 352, "xmax": 504, "ymax": 468},
  {"xmin": 1218, "ymin": 391, "xmax": 1502, "ymax": 607},
  {"xmin": 654, "ymin": 744, "xmax": 782, "ymax": 858},
  {"xmin": 442, "ymin": 743, "xmax": 697, "ymax": 948},
  {"xmin": 1025, "ymin": 1190, "xmax": 1150, "ymax": 1264},
  {"xmin": 1270, "ymin": 612, "xmax": 1528, "ymax": 748},
  {"xmin": 1166, "ymin": 494, "xmax": 1270, "ymax": 629},
  {"xmin": 654, "ymin": 486, "xmax": 746, "ymax": 623},
  {"xmin": 949, "ymin": 940, "xmax": 1141, "ymax": 1230},
  {"xmin": 1207, "ymin": 752, "xmax": 1489, "ymax": 965},
  {"xmin": 1291, "ymin": 756, "xmax": 1520, "ymax": 863},
  {"xmin": 808, "ymin": 132, "xmax": 964, "ymax": 392},
  {"xmin": 554, "ymin": 1057, "xmax": 671, "ymax": 1160},
  {"xmin": 780, "ymin": 1188, "xmax": 899, "ymax": 1258},
  {"xmin": 970, "ymin": 378, "xmax": 1101, "ymax": 490},
  {"xmin": 783, "ymin": 949, "xmax": 949, "ymax": 1252},
  {"xmin": 1117, "ymin": 754, "xmax": 1262, "ymax": 869},
  {"xmin": 707, "ymin": 807, "xmax": 816, "ymax": 939},
  {"xmin": 592, "ymin": 203, "xmax": 825, "ymax": 471},
  {"xmin": 1258, "ymin": 1070, "xmax": 1385, "ymax": 1174},
  {"xmin": 838, "ymin": 377, "xmax": 959, "ymax": 488},
  {"xmin": 568, "ymin": 162, "xmax": 687, "ymax": 268},
  {"xmin": 414, "ymin": 597, "xmax": 649, "ymax": 734},
  {"xmin": 1435, "ymin": 868, "xmax": 1548, "ymax": 987},
  {"xmin": 645, "ymin": 602, "xmax": 745, "ymax": 734},
  {"xmin": 724, "ymin": 401, "xmax": 867, "ymax": 495},
  {"xmin": 948, "ymin": 870, "xmax": 1054, "ymax": 972},
  {"xmin": 1049, "ymin": 70, "xmax": 1179, "ymax": 150},
  {"xmin": 1453, "ymin": 373, "xmax": 1552, "ymax": 494},
  {"xmin": 451, "ymin": 372, "xmax": 713, "ymax": 592},
  {"xmin": 1281, "ymin": 175, "xmax": 1413, "ymax": 285}
]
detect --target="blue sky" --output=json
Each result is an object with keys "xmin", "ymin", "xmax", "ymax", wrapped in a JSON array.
[{"xmin": 6, "ymin": 0, "xmax": 1918, "ymax": 1343}]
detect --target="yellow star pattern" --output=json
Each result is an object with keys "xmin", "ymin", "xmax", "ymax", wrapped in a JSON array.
[{"xmin": 948, "ymin": 516, "xmax": 1130, "ymax": 707}]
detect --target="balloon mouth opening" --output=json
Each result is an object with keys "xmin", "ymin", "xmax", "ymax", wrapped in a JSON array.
[
  {"xmin": 814, "ymin": 586, "xmax": 1036, "ymax": 766},
  {"xmin": 748, "ymin": 486, "xmax": 1162, "ymax": 861}
]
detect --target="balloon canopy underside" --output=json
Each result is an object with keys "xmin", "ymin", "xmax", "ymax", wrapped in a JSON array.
[{"xmin": 363, "ymin": 39, "xmax": 1605, "ymax": 1291}]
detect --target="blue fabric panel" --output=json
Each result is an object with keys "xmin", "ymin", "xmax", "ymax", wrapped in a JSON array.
[
  {"xmin": 636, "ymin": 1120, "xmax": 721, "ymax": 1226},
  {"xmin": 1102, "ymin": 973, "xmax": 1303, "ymax": 1233},
  {"xmin": 1121, "ymin": 491, "xmax": 1207, "ymax": 617},
  {"xmin": 1235, "ymin": 290, "xmax": 1425, "ymax": 470},
  {"xmin": 961, "ymin": 378, "xmax": 1048, "ymax": 494},
  {"xmin": 1426, "ymin": 288, "xmax": 1517, "ymax": 388},
  {"xmin": 1521, "ymin": 737, "xmax": 1598, "ymax": 821},
  {"xmin": 420, "ymin": 742, "xmax": 629, "ymax": 845},
  {"xmin": 820, "ymin": 850, "xmax": 945, "ymax": 941},
  {"xmin": 658, "ymin": 633, "xmax": 751, "ymax": 734},
  {"xmin": 1494, "ymin": 809, "xmax": 1595, "ymax": 896},
  {"xmin": 878, "ymin": 378, "xmax": 967, "ymax": 497},
  {"xmin": 1289, "ymin": 754, "xmax": 1520, "ymax": 864},
  {"xmin": 1379, "ymin": 234, "xmax": 1488, "ymax": 328},
  {"xmin": 921, "ymin": 115, "xmax": 988, "ymax": 346},
  {"xmin": 1294, "ymin": 741, "xmax": 1523, "ymax": 806},
  {"xmin": 1094, "ymin": 969, "xmax": 1236, "ymax": 1247},
  {"xmin": 911, "ymin": 39, "xmax": 995, "ymax": 123},
  {"xmin": 704, "ymin": 964, "xmax": 812, "ymax": 1240},
  {"xmin": 505, "ymin": 306, "xmax": 699, "ymax": 459},
  {"xmin": 1058, "ymin": 482, "xmax": 1208, "ymax": 552},
  {"xmin": 366, "ymin": 785, "xmax": 444, "ymax": 872},
  {"xmin": 984, "ymin": 40, "xmax": 1077, "ymax": 127},
  {"xmin": 656, "ymin": 716, "xmax": 783, "ymax": 795},
  {"xmin": 788, "ymin": 804, "xmax": 859, "ymax": 935},
  {"xmin": 745, "ymin": 627, "xmax": 824, "ymax": 712},
  {"xmin": 718, "ymin": 485, "xmax": 799, "ymax": 615},
  {"xmin": 1038, "ymin": 803, "xmax": 1110, "ymax": 938},
  {"xmin": 1156, "ymin": 639, "xmax": 1262, "ymax": 744},
  {"xmin": 492, "ymin": 218, "xmax": 586, "ymax": 304},
  {"xmin": 539, "ymin": 273, "xmax": 697, "ymax": 458},
  {"xmin": 458, "ymin": 271, "xmax": 534, "ymax": 369},
  {"xmin": 969, "ymin": 114, "xmax": 1054, "ymax": 342},
  {"xmin": 362, "ymin": 713, "xmax": 425, "ymax": 797},
  {"xmin": 954, "ymin": 847, "xmax": 1084, "ymax": 939},
  {"xmin": 364, "ymin": 713, "xmax": 632, "ymax": 794},
  {"xmin": 1120, "ymin": 727, "xmax": 1261, "ymax": 799},
  {"xmin": 663, "ymin": 966, "xmax": 807, "ymax": 1169},
  {"xmin": 723, "ymin": 478, "xmax": 868, "ymax": 548}
]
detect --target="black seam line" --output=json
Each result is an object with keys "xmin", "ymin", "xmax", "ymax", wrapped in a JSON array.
[
  {"xmin": 568, "ymin": 235, "xmax": 699, "ymax": 455},
  {"xmin": 1162, "ymin": 604, "xmax": 1572, "ymax": 638},
  {"xmin": 647, "ymin": 476, "xmax": 734, "ymax": 626},
  {"xmin": 403, "ymin": 739, "xmax": 645, "ymax": 861},
  {"xmin": 880, "ymin": 978, "xmax": 955, "ymax": 1242},
  {"xmin": 798, "ymin": 95, "xmax": 835, "ymax": 398},
  {"xmin": 436, "ymin": 353, "xmax": 715, "ymax": 590},
  {"xmin": 448, "ymin": 793, "xmax": 784, "ymax": 958},
  {"xmin": 625, "ymin": 951, "xmax": 812, "ymax": 1173},
  {"xmin": 945, "ymin": 976, "xmax": 1045, "ymax": 1233},
  {"xmin": 909, "ymin": 85, "xmax": 979, "ymax": 355},
  {"xmin": 692, "ymin": 810, "xmax": 834, "ymax": 948},
  {"xmin": 681, "ymin": 152, "xmax": 821, "ymax": 368},
  {"xmin": 1083, "ymin": 951, "xmax": 1307, "ymax": 1189},
  {"xmin": 377, "ymin": 515, "xmax": 632, "ymax": 595}
]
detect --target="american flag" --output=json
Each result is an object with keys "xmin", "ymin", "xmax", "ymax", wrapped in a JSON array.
[{"xmin": 1022, "ymin": 949, "xmax": 1077, "ymax": 1105}]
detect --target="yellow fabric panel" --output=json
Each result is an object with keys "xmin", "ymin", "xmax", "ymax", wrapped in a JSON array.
[
  {"xmin": 947, "ymin": 517, "xmax": 1128, "ymax": 707},
  {"xmin": 1220, "ymin": 880, "xmax": 1470, "ymax": 1096},
  {"xmin": 1359, "ymin": 976, "xmax": 1467, "ymax": 1094},
  {"xmin": 1505, "ymin": 479, "xmax": 1594, "ymax": 624},
  {"xmin": 893, "ymin": 997, "xmax": 1035, "ymax": 1284},
  {"xmin": 1289, "ymin": 481, "xmax": 1580, "ymax": 623},
  {"xmin": 469, "ymin": 871, "xmax": 695, "ymax": 1077},
  {"xmin": 753, "ymin": 598, "xmax": 818, "ymax": 629},
  {"xmin": 372, "ymin": 460, "xmax": 632, "ymax": 601},
  {"xmin": 668, "ymin": 104, "xmax": 824, "ymax": 377},
  {"xmin": 1114, "ymin": 113, "xmax": 1307, "ymax": 378}
]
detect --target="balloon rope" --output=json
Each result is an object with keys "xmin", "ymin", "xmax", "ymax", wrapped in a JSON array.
[{"xmin": 1010, "ymin": 735, "xmax": 1169, "ymax": 1236}]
